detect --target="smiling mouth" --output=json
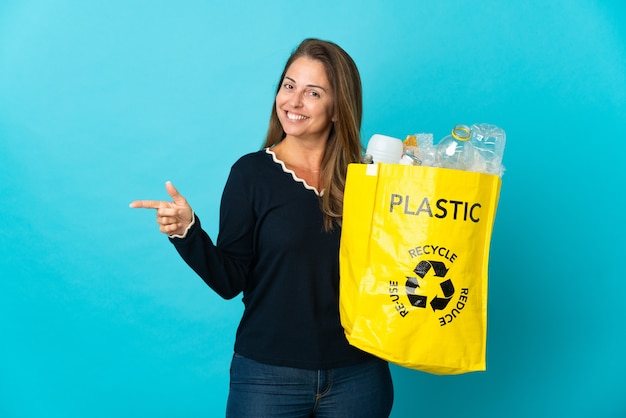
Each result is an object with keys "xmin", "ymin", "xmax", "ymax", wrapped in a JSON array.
[{"xmin": 286, "ymin": 111, "xmax": 308, "ymax": 121}]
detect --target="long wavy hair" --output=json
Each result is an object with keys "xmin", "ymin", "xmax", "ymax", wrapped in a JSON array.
[{"xmin": 263, "ymin": 38, "xmax": 363, "ymax": 231}]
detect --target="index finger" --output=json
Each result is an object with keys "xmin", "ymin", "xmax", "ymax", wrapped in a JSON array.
[{"xmin": 129, "ymin": 200, "xmax": 169, "ymax": 209}]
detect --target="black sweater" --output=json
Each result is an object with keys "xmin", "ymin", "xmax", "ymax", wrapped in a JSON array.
[{"xmin": 170, "ymin": 149, "xmax": 372, "ymax": 369}]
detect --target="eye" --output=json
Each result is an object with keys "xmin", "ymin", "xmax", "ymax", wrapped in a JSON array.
[
  {"xmin": 307, "ymin": 90, "xmax": 321, "ymax": 98},
  {"xmin": 282, "ymin": 82, "xmax": 294, "ymax": 90}
]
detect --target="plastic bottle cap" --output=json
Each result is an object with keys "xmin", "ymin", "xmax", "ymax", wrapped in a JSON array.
[{"xmin": 451, "ymin": 124, "xmax": 471, "ymax": 141}]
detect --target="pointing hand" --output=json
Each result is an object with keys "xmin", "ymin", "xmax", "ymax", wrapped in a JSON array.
[{"xmin": 130, "ymin": 181, "xmax": 194, "ymax": 237}]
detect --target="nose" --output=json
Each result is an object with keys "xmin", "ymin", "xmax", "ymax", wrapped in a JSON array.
[{"xmin": 289, "ymin": 90, "xmax": 304, "ymax": 108}]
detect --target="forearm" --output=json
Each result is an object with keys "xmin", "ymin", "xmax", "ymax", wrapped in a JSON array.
[{"xmin": 170, "ymin": 215, "xmax": 248, "ymax": 299}]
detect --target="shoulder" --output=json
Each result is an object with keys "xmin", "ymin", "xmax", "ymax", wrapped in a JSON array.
[
  {"xmin": 223, "ymin": 149, "xmax": 281, "ymax": 203},
  {"xmin": 231, "ymin": 149, "xmax": 273, "ymax": 172},
  {"xmin": 226, "ymin": 149, "xmax": 277, "ymax": 189}
]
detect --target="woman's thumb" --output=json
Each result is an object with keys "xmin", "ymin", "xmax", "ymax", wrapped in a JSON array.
[{"xmin": 165, "ymin": 181, "xmax": 185, "ymax": 204}]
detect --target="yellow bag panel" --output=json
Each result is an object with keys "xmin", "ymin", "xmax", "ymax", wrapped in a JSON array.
[{"xmin": 340, "ymin": 163, "xmax": 501, "ymax": 374}]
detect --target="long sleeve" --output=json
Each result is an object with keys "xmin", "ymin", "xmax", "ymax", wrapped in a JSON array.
[{"xmin": 169, "ymin": 165, "xmax": 254, "ymax": 299}]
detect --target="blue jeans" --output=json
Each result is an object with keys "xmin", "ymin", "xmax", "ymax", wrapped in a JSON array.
[{"xmin": 226, "ymin": 353, "xmax": 394, "ymax": 418}]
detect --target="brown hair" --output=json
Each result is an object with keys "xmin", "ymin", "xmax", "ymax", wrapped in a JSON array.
[{"xmin": 263, "ymin": 38, "xmax": 363, "ymax": 230}]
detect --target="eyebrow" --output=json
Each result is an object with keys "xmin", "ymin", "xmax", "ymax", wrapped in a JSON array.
[{"xmin": 284, "ymin": 76, "xmax": 329, "ymax": 93}]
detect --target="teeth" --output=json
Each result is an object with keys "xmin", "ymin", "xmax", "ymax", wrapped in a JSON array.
[{"xmin": 287, "ymin": 112, "xmax": 308, "ymax": 120}]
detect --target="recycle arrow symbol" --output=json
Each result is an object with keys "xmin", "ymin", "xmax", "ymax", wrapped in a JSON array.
[
  {"xmin": 405, "ymin": 260, "xmax": 455, "ymax": 310},
  {"xmin": 405, "ymin": 276, "xmax": 427, "ymax": 308},
  {"xmin": 413, "ymin": 260, "xmax": 449, "ymax": 278},
  {"xmin": 430, "ymin": 278, "xmax": 455, "ymax": 311}
]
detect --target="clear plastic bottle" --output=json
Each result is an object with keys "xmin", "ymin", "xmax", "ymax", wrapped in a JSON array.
[
  {"xmin": 436, "ymin": 124, "xmax": 475, "ymax": 170},
  {"xmin": 470, "ymin": 123, "xmax": 506, "ymax": 176}
]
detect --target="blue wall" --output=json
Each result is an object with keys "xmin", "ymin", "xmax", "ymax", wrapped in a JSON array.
[{"xmin": 1, "ymin": 1, "xmax": 625, "ymax": 416}]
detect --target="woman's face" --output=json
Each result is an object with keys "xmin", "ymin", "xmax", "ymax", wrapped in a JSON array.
[{"xmin": 275, "ymin": 57, "xmax": 335, "ymax": 143}]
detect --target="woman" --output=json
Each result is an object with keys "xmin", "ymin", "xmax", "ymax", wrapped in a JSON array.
[{"xmin": 130, "ymin": 38, "xmax": 394, "ymax": 417}]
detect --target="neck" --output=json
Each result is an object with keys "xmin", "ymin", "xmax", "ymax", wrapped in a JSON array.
[{"xmin": 274, "ymin": 136, "xmax": 326, "ymax": 172}]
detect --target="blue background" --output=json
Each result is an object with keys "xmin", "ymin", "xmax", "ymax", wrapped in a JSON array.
[{"xmin": 1, "ymin": 1, "xmax": 625, "ymax": 417}]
